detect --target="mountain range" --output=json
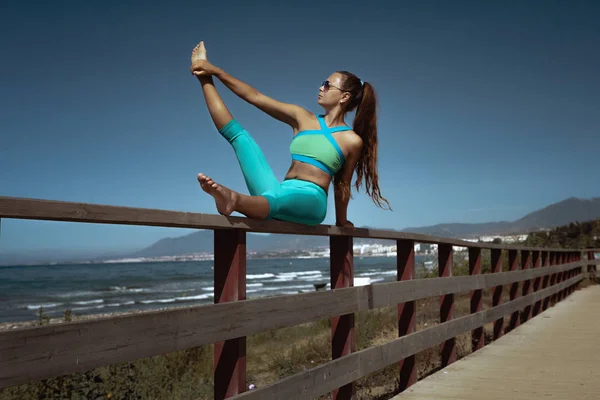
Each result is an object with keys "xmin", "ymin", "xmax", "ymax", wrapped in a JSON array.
[{"xmin": 133, "ymin": 197, "xmax": 600, "ymax": 258}]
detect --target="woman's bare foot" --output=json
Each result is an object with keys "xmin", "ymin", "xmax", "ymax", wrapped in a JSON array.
[
  {"xmin": 197, "ymin": 173, "xmax": 237, "ymax": 216},
  {"xmin": 191, "ymin": 41, "xmax": 207, "ymax": 65}
]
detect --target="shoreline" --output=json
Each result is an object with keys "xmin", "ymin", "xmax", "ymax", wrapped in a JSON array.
[{"xmin": 0, "ymin": 303, "xmax": 204, "ymax": 332}]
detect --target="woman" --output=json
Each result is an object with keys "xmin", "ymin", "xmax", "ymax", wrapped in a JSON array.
[{"xmin": 190, "ymin": 41, "xmax": 390, "ymax": 227}]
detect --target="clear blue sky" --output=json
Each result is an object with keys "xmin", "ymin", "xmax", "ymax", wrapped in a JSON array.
[{"xmin": 1, "ymin": 0, "xmax": 599, "ymax": 256}]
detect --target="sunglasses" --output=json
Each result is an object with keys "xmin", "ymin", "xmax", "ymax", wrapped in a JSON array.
[{"xmin": 321, "ymin": 80, "xmax": 346, "ymax": 92}]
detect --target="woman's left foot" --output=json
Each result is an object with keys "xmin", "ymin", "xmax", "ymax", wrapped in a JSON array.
[
  {"xmin": 197, "ymin": 173, "xmax": 237, "ymax": 216},
  {"xmin": 191, "ymin": 41, "xmax": 207, "ymax": 64}
]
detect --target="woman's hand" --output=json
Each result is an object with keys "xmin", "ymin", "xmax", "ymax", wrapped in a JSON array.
[
  {"xmin": 336, "ymin": 220, "xmax": 354, "ymax": 228},
  {"xmin": 190, "ymin": 60, "xmax": 221, "ymax": 77}
]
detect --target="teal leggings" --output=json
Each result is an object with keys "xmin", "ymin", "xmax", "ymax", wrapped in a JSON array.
[{"xmin": 218, "ymin": 119, "xmax": 328, "ymax": 226}]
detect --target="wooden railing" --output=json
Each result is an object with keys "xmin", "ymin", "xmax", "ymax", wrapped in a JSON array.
[{"xmin": 0, "ymin": 196, "xmax": 598, "ymax": 399}]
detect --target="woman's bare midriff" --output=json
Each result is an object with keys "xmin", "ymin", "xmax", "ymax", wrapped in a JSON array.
[{"xmin": 284, "ymin": 161, "xmax": 331, "ymax": 192}]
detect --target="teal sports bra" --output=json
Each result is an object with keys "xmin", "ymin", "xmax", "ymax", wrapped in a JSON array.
[{"xmin": 289, "ymin": 114, "xmax": 350, "ymax": 176}]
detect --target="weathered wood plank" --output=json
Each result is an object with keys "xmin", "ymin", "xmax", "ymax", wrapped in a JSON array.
[
  {"xmin": 2, "ymin": 196, "xmax": 597, "ymax": 252},
  {"xmin": 231, "ymin": 275, "xmax": 583, "ymax": 400},
  {"xmin": 1, "ymin": 261, "xmax": 593, "ymax": 388}
]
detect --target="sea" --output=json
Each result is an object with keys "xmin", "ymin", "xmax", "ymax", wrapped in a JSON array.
[{"xmin": 0, "ymin": 255, "xmax": 428, "ymax": 323}]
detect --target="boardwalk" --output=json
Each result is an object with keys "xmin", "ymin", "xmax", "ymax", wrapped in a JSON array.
[{"xmin": 394, "ymin": 285, "xmax": 600, "ymax": 400}]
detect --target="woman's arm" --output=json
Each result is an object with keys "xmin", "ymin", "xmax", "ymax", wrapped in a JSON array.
[
  {"xmin": 204, "ymin": 64, "xmax": 310, "ymax": 128},
  {"xmin": 334, "ymin": 137, "xmax": 363, "ymax": 227}
]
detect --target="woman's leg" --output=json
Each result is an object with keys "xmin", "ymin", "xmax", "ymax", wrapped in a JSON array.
[
  {"xmin": 193, "ymin": 43, "xmax": 278, "ymax": 196},
  {"xmin": 197, "ymin": 173, "xmax": 270, "ymax": 219},
  {"xmin": 262, "ymin": 180, "xmax": 328, "ymax": 225},
  {"xmin": 197, "ymin": 174, "xmax": 327, "ymax": 225}
]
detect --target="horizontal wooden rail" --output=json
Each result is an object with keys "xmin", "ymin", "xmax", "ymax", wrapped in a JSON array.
[
  {"xmin": 2, "ymin": 196, "xmax": 599, "ymax": 252},
  {"xmin": 231, "ymin": 274, "xmax": 583, "ymax": 400},
  {"xmin": 1, "ymin": 259, "xmax": 593, "ymax": 388}
]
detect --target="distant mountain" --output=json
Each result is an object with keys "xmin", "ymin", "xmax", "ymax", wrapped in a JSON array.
[
  {"xmin": 133, "ymin": 231, "xmax": 330, "ymax": 258},
  {"xmin": 133, "ymin": 230, "xmax": 393, "ymax": 258},
  {"xmin": 399, "ymin": 221, "xmax": 513, "ymax": 238},
  {"xmin": 513, "ymin": 197, "xmax": 600, "ymax": 230},
  {"xmin": 401, "ymin": 197, "xmax": 600, "ymax": 238},
  {"xmin": 133, "ymin": 198, "xmax": 600, "ymax": 257}
]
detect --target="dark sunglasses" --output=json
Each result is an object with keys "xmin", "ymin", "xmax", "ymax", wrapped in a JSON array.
[{"xmin": 321, "ymin": 80, "xmax": 345, "ymax": 92}]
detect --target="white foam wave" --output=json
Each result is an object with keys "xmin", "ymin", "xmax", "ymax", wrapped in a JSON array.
[
  {"xmin": 298, "ymin": 275, "xmax": 324, "ymax": 281},
  {"xmin": 139, "ymin": 293, "xmax": 215, "ymax": 305},
  {"xmin": 26, "ymin": 303, "xmax": 61, "ymax": 310},
  {"xmin": 358, "ymin": 270, "xmax": 397, "ymax": 277},
  {"xmin": 72, "ymin": 304, "xmax": 106, "ymax": 312},
  {"xmin": 140, "ymin": 298, "xmax": 177, "ymax": 304},
  {"xmin": 276, "ymin": 270, "xmax": 323, "ymax": 277},
  {"xmin": 261, "ymin": 284, "xmax": 314, "ymax": 291},
  {"xmin": 201, "ymin": 283, "xmax": 263, "ymax": 292},
  {"xmin": 354, "ymin": 277, "xmax": 371, "ymax": 286},
  {"xmin": 247, "ymin": 273, "xmax": 275, "ymax": 279},
  {"xmin": 105, "ymin": 301, "xmax": 136, "ymax": 307},
  {"xmin": 57, "ymin": 291, "xmax": 96, "ymax": 298},
  {"xmin": 110, "ymin": 286, "xmax": 144, "ymax": 293},
  {"xmin": 74, "ymin": 299, "xmax": 104, "ymax": 306},
  {"xmin": 176, "ymin": 294, "xmax": 213, "ymax": 301}
]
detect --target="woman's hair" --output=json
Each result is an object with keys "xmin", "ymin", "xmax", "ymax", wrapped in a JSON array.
[{"xmin": 334, "ymin": 71, "xmax": 391, "ymax": 210}]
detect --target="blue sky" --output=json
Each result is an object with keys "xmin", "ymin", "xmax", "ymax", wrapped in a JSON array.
[{"xmin": 1, "ymin": 0, "xmax": 599, "ymax": 256}]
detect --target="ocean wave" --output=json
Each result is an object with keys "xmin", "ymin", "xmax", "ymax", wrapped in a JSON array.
[
  {"xmin": 74, "ymin": 299, "xmax": 104, "ymax": 306},
  {"xmin": 57, "ymin": 286, "xmax": 145, "ymax": 299},
  {"xmin": 176, "ymin": 294, "xmax": 213, "ymax": 301},
  {"xmin": 247, "ymin": 273, "xmax": 275, "ymax": 279},
  {"xmin": 105, "ymin": 301, "xmax": 135, "ymax": 307},
  {"xmin": 276, "ymin": 270, "xmax": 323, "ymax": 277},
  {"xmin": 140, "ymin": 298, "xmax": 177, "ymax": 304},
  {"xmin": 26, "ymin": 303, "xmax": 61, "ymax": 310},
  {"xmin": 354, "ymin": 277, "xmax": 371, "ymax": 286},
  {"xmin": 109, "ymin": 286, "xmax": 145, "ymax": 293},
  {"xmin": 297, "ymin": 275, "xmax": 324, "ymax": 281},
  {"xmin": 72, "ymin": 304, "xmax": 106, "ymax": 312},
  {"xmin": 358, "ymin": 270, "xmax": 397, "ymax": 277},
  {"xmin": 139, "ymin": 293, "xmax": 215, "ymax": 305},
  {"xmin": 261, "ymin": 284, "xmax": 315, "ymax": 291},
  {"xmin": 56, "ymin": 291, "xmax": 96, "ymax": 298},
  {"xmin": 200, "ymin": 282, "xmax": 263, "ymax": 292}
]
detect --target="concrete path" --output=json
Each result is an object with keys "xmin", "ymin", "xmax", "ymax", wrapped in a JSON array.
[{"xmin": 393, "ymin": 285, "xmax": 600, "ymax": 400}]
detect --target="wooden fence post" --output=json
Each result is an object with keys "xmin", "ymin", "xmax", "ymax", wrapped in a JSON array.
[
  {"xmin": 439, "ymin": 244, "xmax": 456, "ymax": 367},
  {"xmin": 397, "ymin": 239, "xmax": 416, "ymax": 391},
  {"xmin": 520, "ymin": 250, "xmax": 532, "ymax": 324},
  {"xmin": 214, "ymin": 229, "xmax": 247, "ymax": 399},
  {"xmin": 542, "ymin": 251, "xmax": 551, "ymax": 311},
  {"xmin": 491, "ymin": 248, "xmax": 503, "ymax": 340},
  {"xmin": 551, "ymin": 251, "xmax": 560, "ymax": 306},
  {"xmin": 469, "ymin": 247, "xmax": 483, "ymax": 352},
  {"xmin": 532, "ymin": 251, "xmax": 543, "ymax": 317},
  {"xmin": 330, "ymin": 235, "xmax": 355, "ymax": 400},
  {"xmin": 508, "ymin": 249, "xmax": 520, "ymax": 332},
  {"xmin": 589, "ymin": 251, "xmax": 597, "ymax": 281},
  {"xmin": 557, "ymin": 253, "xmax": 565, "ymax": 302}
]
